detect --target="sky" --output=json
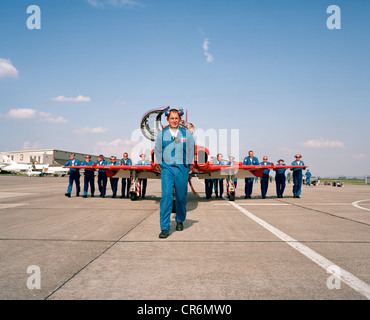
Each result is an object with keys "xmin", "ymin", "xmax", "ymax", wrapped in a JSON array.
[{"xmin": 0, "ymin": 0, "xmax": 369, "ymax": 177}]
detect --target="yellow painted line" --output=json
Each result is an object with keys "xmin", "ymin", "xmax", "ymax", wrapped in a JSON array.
[{"xmin": 0, "ymin": 185, "xmax": 63, "ymax": 192}]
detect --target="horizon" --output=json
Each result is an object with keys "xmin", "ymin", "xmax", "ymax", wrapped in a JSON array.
[{"xmin": 1, "ymin": 0, "xmax": 369, "ymax": 177}]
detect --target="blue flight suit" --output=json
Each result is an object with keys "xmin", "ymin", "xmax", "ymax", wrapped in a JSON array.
[
  {"xmin": 96, "ymin": 159, "xmax": 108, "ymax": 197},
  {"xmin": 305, "ymin": 171, "xmax": 311, "ymax": 185},
  {"xmin": 291, "ymin": 160, "xmax": 306, "ymax": 197},
  {"xmin": 136, "ymin": 159, "xmax": 150, "ymax": 198},
  {"xmin": 64, "ymin": 158, "xmax": 81, "ymax": 196},
  {"xmin": 154, "ymin": 125, "xmax": 195, "ymax": 232},
  {"xmin": 108, "ymin": 161, "xmax": 119, "ymax": 197},
  {"xmin": 205, "ymin": 179, "xmax": 213, "ymax": 199},
  {"xmin": 260, "ymin": 161, "xmax": 271, "ymax": 198},
  {"xmin": 120, "ymin": 157, "xmax": 132, "ymax": 197},
  {"xmin": 275, "ymin": 164, "xmax": 286, "ymax": 198},
  {"xmin": 213, "ymin": 158, "xmax": 225, "ymax": 198},
  {"xmin": 243, "ymin": 156, "xmax": 259, "ymax": 197},
  {"xmin": 82, "ymin": 160, "xmax": 95, "ymax": 196}
]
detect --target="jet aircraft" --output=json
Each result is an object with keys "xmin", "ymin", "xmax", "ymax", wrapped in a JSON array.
[{"xmin": 66, "ymin": 106, "xmax": 306, "ymax": 201}]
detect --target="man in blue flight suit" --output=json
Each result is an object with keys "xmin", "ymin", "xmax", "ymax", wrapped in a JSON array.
[
  {"xmin": 213, "ymin": 153, "xmax": 225, "ymax": 198},
  {"xmin": 291, "ymin": 154, "xmax": 306, "ymax": 198},
  {"xmin": 305, "ymin": 169, "xmax": 312, "ymax": 186},
  {"xmin": 154, "ymin": 108, "xmax": 195, "ymax": 239},
  {"xmin": 260, "ymin": 156, "xmax": 271, "ymax": 199},
  {"xmin": 64, "ymin": 153, "xmax": 81, "ymax": 198},
  {"xmin": 275, "ymin": 159, "xmax": 286, "ymax": 198},
  {"xmin": 243, "ymin": 150, "xmax": 259, "ymax": 198},
  {"xmin": 96, "ymin": 154, "xmax": 107, "ymax": 198},
  {"xmin": 137, "ymin": 153, "xmax": 149, "ymax": 199},
  {"xmin": 82, "ymin": 155, "xmax": 95, "ymax": 198},
  {"xmin": 120, "ymin": 152, "xmax": 132, "ymax": 198},
  {"xmin": 205, "ymin": 178, "xmax": 213, "ymax": 199},
  {"xmin": 108, "ymin": 156, "xmax": 119, "ymax": 198}
]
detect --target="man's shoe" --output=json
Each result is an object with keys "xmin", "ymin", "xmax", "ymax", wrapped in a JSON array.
[
  {"xmin": 65, "ymin": 193, "xmax": 71, "ymax": 198},
  {"xmin": 176, "ymin": 222, "xmax": 184, "ymax": 231},
  {"xmin": 159, "ymin": 230, "xmax": 170, "ymax": 238},
  {"xmin": 82, "ymin": 195, "xmax": 87, "ymax": 198}
]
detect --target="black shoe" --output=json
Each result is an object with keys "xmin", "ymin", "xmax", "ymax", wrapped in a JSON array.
[
  {"xmin": 112, "ymin": 194, "xmax": 116, "ymax": 198},
  {"xmin": 159, "ymin": 230, "xmax": 170, "ymax": 238},
  {"xmin": 76, "ymin": 194, "xmax": 79, "ymax": 197},
  {"xmin": 82, "ymin": 195, "xmax": 87, "ymax": 198},
  {"xmin": 176, "ymin": 222, "xmax": 184, "ymax": 231},
  {"xmin": 91, "ymin": 194, "xmax": 94, "ymax": 197},
  {"xmin": 296, "ymin": 196, "xmax": 300, "ymax": 199},
  {"xmin": 245, "ymin": 195, "xmax": 248, "ymax": 199},
  {"xmin": 120, "ymin": 195, "xmax": 125, "ymax": 198},
  {"xmin": 65, "ymin": 193, "xmax": 71, "ymax": 198},
  {"xmin": 262, "ymin": 196, "xmax": 266, "ymax": 199}
]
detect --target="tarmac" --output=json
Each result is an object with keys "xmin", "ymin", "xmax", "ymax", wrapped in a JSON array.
[{"xmin": 0, "ymin": 175, "xmax": 369, "ymax": 300}]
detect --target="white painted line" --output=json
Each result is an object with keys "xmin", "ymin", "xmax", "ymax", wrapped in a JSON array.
[
  {"xmin": 238, "ymin": 203, "xmax": 290, "ymax": 206},
  {"xmin": 352, "ymin": 200, "xmax": 370, "ymax": 212},
  {"xmin": 227, "ymin": 198, "xmax": 370, "ymax": 299},
  {"xmin": 0, "ymin": 203, "xmax": 27, "ymax": 209}
]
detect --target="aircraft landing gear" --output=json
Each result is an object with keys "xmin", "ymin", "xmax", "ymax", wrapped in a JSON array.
[
  {"xmin": 226, "ymin": 175, "xmax": 236, "ymax": 201},
  {"xmin": 129, "ymin": 171, "xmax": 141, "ymax": 201}
]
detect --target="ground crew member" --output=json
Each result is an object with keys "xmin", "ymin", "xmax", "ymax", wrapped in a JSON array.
[
  {"xmin": 64, "ymin": 153, "xmax": 81, "ymax": 198},
  {"xmin": 275, "ymin": 159, "xmax": 286, "ymax": 198},
  {"xmin": 136, "ymin": 153, "xmax": 149, "ymax": 198},
  {"xmin": 205, "ymin": 179, "xmax": 213, "ymax": 199},
  {"xmin": 108, "ymin": 156, "xmax": 119, "ymax": 198},
  {"xmin": 291, "ymin": 154, "xmax": 306, "ymax": 198},
  {"xmin": 154, "ymin": 108, "xmax": 195, "ymax": 238},
  {"xmin": 305, "ymin": 169, "xmax": 312, "ymax": 186},
  {"xmin": 82, "ymin": 155, "xmax": 95, "ymax": 198},
  {"xmin": 213, "ymin": 153, "xmax": 225, "ymax": 198},
  {"xmin": 243, "ymin": 150, "xmax": 259, "ymax": 198},
  {"xmin": 260, "ymin": 156, "xmax": 271, "ymax": 199},
  {"xmin": 96, "ymin": 154, "xmax": 107, "ymax": 198},
  {"xmin": 120, "ymin": 152, "xmax": 132, "ymax": 198}
]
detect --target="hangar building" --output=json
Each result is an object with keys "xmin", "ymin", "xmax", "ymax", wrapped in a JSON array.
[{"xmin": 0, "ymin": 149, "xmax": 99, "ymax": 165}]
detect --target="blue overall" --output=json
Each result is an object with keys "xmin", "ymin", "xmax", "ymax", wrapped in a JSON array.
[
  {"xmin": 82, "ymin": 160, "xmax": 95, "ymax": 196},
  {"xmin": 275, "ymin": 164, "xmax": 286, "ymax": 197},
  {"xmin": 137, "ymin": 159, "xmax": 150, "ymax": 197},
  {"xmin": 291, "ymin": 160, "xmax": 305, "ymax": 197},
  {"xmin": 205, "ymin": 179, "xmax": 213, "ymax": 198},
  {"xmin": 64, "ymin": 159, "xmax": 81, "ymax": 195},
  {"xmin": 108, "ymin": 161, "xmax": 119, "ymax": 197},
  {"xmin": 260, "ymin": 161, "xmax": 271, "ymax": 198},
  {"xmin": 120, "ymin": 158, "xmax": 132, "ymax": 197},
  {"xmin": 305, "ymin": 171, "xmax": 311, "ymax": 185},
  {"xmin": 243, "ymin": 156, "xmax": 259, "ymax": 196},
  {"xmin": 155, "ymin": 126, "xmax": 195, "ymax": 232},
  {"xmin": 96, "ymin": 160, "xmax": 107, "ymax": 197}
]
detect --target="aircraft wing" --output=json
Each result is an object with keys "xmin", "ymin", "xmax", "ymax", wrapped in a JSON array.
[
  {"xmin": 194, "ymin": 162, "xmax": 306, "ymax": 177},
  {"xmin": 66, "ymin": 164, "xmax": 161, "ymax": 179}
]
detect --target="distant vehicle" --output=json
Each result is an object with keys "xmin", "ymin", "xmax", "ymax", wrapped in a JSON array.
[{"xmin": 43, "ymin": 165, "xmax": 69, "ymax": 177}]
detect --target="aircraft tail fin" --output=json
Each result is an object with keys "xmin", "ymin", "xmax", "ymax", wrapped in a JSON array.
[{"xmin": 2, "ymin": 155, "xmax": 15, "ymax": 164}]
